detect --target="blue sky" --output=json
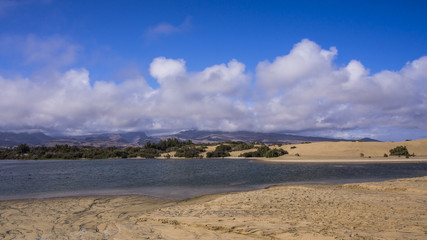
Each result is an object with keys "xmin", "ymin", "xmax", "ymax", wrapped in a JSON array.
[{"xmin": 0, "ymin": 0, "xmax": 426, "ymax": 141}]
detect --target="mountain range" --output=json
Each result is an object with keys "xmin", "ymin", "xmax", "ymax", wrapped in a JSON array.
[{"xmin": 0, "ymin": 130, "xmax": 379, "ymax": 147}]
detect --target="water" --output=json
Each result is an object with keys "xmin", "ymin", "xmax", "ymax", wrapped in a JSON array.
[{"xmin": 1, "ymin": 159, "xmax": 426, "ymax": 200}]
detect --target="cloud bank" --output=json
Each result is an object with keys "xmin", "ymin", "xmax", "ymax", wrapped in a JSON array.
[{"xmin": 0, "ymin": 39, "xmax": 426, "ymax": 139}]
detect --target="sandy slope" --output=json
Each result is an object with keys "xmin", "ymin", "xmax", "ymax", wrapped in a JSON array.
[
  {"xmin": 229, "ymin": 138, "xmax": 427, "ymax": 161},
  {"xmin": 1, "ymin": 177, "xmax": 426, "ymax": 239}
]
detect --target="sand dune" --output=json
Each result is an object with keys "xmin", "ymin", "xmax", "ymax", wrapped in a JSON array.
[
  {"xmin": 229, "ymin": 138, "xmax": 427, "ymax": 161},
  {"xmin": 1, "ymin": 176, "xmax": 426, "ymax": 239}
]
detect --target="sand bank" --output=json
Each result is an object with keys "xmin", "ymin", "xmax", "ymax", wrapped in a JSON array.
[
  {"xmin": 256, "ymin": 157, "xmax": 427, "ymax": 163},
  {"xmin": 1, "ymin": 176, "xmax": 426, "ymax": 239}
]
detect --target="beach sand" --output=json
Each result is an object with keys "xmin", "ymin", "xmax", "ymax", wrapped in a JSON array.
[{"xmin": 1, "ymin": 176, "xmax": 426, "ymax": 239}]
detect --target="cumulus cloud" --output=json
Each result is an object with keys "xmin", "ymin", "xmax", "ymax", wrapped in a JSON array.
[
  {"xmin": 145, "ymin": 16, "xmax": 192, "ymax": 38},
  {"xmin": 0, "ymin": 38, "xmax": 426, "ymax": 139},
  {"xmin": 0, "ymin": 56, "xmax": 252, "ymax": 134},
  {"xmin": 0, "ymin": 68, "xmax": 153, "ymax": 134},
  {"xmin": 256, "ymin": 39, "xmax": 337, "ymax": 96},
  {"xmin": 254, "ymin": 39, "xmax": 427, "ymax": 137}
]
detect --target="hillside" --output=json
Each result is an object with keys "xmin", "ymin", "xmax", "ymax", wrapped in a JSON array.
[
  {"xmin": 0, "ymin": 132, "xmax": 53, "ymax": 147},
  {"xmin": 160, "ymin": 130, "xmax": 346, "ymax": 144},
  {"xmin": 250, "ymin": 138, "xmax": 427, "ymax": 160}
]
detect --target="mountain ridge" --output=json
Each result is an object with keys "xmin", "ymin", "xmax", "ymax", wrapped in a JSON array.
[{"xmin": 0, "ymin": 130, "xmax": 380, "ymax": 147}]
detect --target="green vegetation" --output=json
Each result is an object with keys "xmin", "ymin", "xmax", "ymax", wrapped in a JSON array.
[
  {"xmin": 0, "ymin": 139, "xmax": 292, "ymax": 160},
  {"xmin": 0, "ymin": 138, "xmax": 201, "ymax": 160},
  {"xmin": 174, "ymin": 146, "xmax": 205, "ymax": 158},
  {"xmin": 145, "ymin": 138, "xmax": 194, "ymax": 152},
  {"xmin": 227, "ymin": 141, "xmax": 254, "ymax": 151},
  {"xmin": 265, "ymin": 148, "xmax": 288, "ymax": 158},
  {"xmin": 239, "ymin": 145, "xmax": 288, "ymax": 158},
  {"xmin": 206, "ymin": 144, "xmax": 232, "ymax": 158},
  {"xmin": 389, "ymin": 146, "xmax": 409, "ymax": 157}
]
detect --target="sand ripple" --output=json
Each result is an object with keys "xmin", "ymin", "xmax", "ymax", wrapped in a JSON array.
[{"xmin": 1, "ymin": 177, "xmax": 426, "ymax": 239}]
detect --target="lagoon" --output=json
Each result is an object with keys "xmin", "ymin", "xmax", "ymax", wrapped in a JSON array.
[{"xmin": 1, "ymin": 158, "xmax": 426, "ymax": 200}]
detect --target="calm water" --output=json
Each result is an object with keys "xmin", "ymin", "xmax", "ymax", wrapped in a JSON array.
[{"xmin": 1, "ymin": 159, "xmax": 426, "ymax": 200}]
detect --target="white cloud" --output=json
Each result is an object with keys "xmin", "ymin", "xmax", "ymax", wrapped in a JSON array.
[
  {"xmin": 145, "ymin": 16, "xmax": 192, "ymax": 38},
  {"xmin": 256, "ymin": 39, "xmax": 337, "ymax": 96},
  {"xmin": 254, "ymin": 39, "xmax": 427, "ymax": 136},
  {"xmin": 0, "ymin": 38, "xmax": 426, "ymax": 139},
  {"xmin": 0, "ymin": 56, "xmax": 252, "ymax": 134}
]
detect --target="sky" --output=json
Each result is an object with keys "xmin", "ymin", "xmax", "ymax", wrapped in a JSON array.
[{"xmin": 0, "ymin": 0, "xmax": 426, "ymax": 141}]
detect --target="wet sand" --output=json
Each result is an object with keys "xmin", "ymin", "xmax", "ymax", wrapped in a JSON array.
[{"xmin": 1, "ymin": 176, "xmax": 426, "ymax": 239}]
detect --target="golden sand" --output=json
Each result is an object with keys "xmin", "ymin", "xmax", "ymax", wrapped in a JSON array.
[
  {"xmin": 229, "ymin": 138, "xmax": 427, "ymax": 162},
  {"xmin": 1, "ymin": 176, "xmax": 426, "ymax": 239}
]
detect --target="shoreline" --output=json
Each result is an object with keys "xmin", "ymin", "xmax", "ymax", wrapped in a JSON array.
[
  {"xmin": 2, "ymin": 156, "xmax": 427, "ymax": 163},
  {"xmin": 253, "ymin": 157, "xmax": 427, "ymax": 163},
  {"xmin": 1, "ymin": 176, "xmax": 426, "ymax": 239}
]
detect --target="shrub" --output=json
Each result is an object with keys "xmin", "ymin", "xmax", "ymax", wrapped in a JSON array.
[
  {"xmin": 206, "ymin": 151, "xmax": 230, "ymax": 158},
  {"xmin": 389, "ymin": 146, "xmax": 409, "ymax": 157},
  {"xmin": 206, "ymin": 144, "xmax": 232, "ymax": 158},
  {"xmin": 384, "ymin": 153, "xmax": 388, "ymax": 157},
  {"xmin": 16, "ymin": 144, "xmax": 31, "ymax": 154},
  {"xmin": 240, "ymin": 145, "xmax": 288, "ymax": 158},
  {"xmin": 229, "ymin": 141, "xmax": 254, "ymax": 151},
  {"xmin": 265, "ymin": 148, "xmax": 288, "ymax": 158},
  {"xmin": 174, "ymin": 146, "xmax": 204, "ymax": 158}
]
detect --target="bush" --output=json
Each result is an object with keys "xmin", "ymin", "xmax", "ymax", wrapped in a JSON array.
[
  {"xmin": 174, "ymin": 146, "xmax": 204, "ymax": 158},
  {"xmin": 230, "ymin": 142, "xmax": 254, "ymax": 151},
  {"xmin": 206, "ymin": 151, "xmax": 230, "ymax": 158},
  {"xmin": 265, "ymin": 148, "xmax": 288, "ymax": 158},
  {"xmin": 206, "ymin": 144, "xmax": 231, "ymax": 158},
  {"xmin": 239, "ymin": 151, "xmax": 259, "ymax": 157},
  {"xmin": 138, "ymin": 148, "xmax": 160, "ymax": 158},
  {"xmin": 384, "ymin": 153, "xmax": 388, "ymax": 157},
  {"xmin": 16, "ymin": 144, "xmax": 31, "ymax": 154},
  {"xmin": 256, "ymin": 145, "xmax": 271, "ymax": 156},
  {"xmin": 240, "ymin": 145, "xmax": 288, "ymax": 158},
  {"xmin": 389, "ymin": 146, "xmax": 409, "ymax": 157}
]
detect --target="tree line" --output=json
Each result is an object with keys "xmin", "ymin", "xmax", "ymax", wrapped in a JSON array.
[
  {"xmin": 0, "ymin": 138, "xmax": 201, "ymax": 160},
  {"xmin": 2, "ymin": 140, "xmax": 412, "ymax": 160},
  {"xmin": 0, "ymin": 140, "xmax": 264, "ymax": 160}
]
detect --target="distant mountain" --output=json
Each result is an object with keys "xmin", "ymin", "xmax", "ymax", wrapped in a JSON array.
[
  {"xmin": 0, "ymin": 132, "xmax": 53, "ymax": 147},
  {"xmin": 160, "ymin": 130, "xmax": 345, "ymax": 144},
  {"xmin": 0, "ymin": 131, "xmax": 150, "ymax": 147},
  {"xmin": 47, "ymin": 132, "xmax": 150, "ymax": 147},
  {"xmin": 0, "ymin": 130, "xmax": 379, "ymax": 147},
  {"xmin": 359, "ymin": 138, "xmax": 381, "ymax": 142}
]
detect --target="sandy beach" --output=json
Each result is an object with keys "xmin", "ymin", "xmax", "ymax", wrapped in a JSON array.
[{"xmin": 1, "ymin": 176, "xmax": 426, "ymax": 239}]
